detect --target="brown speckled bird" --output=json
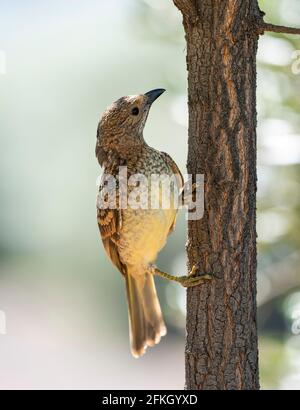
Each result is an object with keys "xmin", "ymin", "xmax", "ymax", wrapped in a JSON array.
[{"xmin": 96, "ymin": 89, "xmax": 210, "ymax": 357}]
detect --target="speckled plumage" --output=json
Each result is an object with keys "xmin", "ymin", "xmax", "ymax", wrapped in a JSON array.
[{"xmin": 96, "ymin": 90, "xmax": 183, "ymax": 357}]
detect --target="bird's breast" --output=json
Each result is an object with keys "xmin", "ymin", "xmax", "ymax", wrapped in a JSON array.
[
  {"xmin": 105, "ymin": 147, "xmax": 180, "ymax": 270},
  {"xmin": 118, "ymin": 207, "xmax": 176, "ymax": 269}
]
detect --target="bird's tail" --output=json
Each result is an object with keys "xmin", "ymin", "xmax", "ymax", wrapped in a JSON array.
[{"xmin": 125, "ymin": 271, "xmax": 166, "ymax": 358}]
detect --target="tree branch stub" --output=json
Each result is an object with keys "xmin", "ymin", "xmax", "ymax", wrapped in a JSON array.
[{"xmin": 260, "ymin": 22, "xmax": 300, "ymax": 35}]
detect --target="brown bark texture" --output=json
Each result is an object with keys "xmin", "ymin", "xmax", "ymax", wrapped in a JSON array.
[{"xmin": 174, "ymin": 0, "xmax": 262, "ymax": 390}]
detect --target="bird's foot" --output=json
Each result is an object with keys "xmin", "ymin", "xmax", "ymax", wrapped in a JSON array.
[
  {"xmin": 179, "ymin": 265, "xmax": 212, "ymax": 287},
  {"xmin": 180, "ymin": 180, "xmax": 201, "ymax": 207},
  {"xmin": 150, "ymin": 264, "xmax": 212, "ymax": 288}
]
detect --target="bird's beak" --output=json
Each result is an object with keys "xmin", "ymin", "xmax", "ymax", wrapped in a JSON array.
[{"xmin": 145, "ymin": 88, "xmax": 166, "ymax": 105}]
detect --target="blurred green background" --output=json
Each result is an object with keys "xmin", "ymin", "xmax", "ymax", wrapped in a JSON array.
[{"xmin": 0, "ymin": 0, "xmax": 300, "ymax": 390}]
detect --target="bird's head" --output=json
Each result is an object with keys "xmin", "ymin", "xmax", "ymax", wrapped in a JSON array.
[{"xmin": 96, "ymin": 89, "xmax": 165, "ymax": 165}]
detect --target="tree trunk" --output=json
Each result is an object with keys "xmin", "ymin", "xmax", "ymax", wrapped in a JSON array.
[{"xmin": 174, "ymin": 0, "xmax": 262, "ymax": 390}]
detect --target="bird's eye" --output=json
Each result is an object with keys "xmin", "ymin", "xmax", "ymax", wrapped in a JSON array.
[{"xmin": 131, "ymin": 107, "xmax": 139, "ymax": 116}]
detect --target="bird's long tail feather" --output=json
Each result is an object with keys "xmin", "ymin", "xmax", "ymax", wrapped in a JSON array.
[{"xmin": 125, "ymin": 272, "xmax": 166, "ymax": 358}]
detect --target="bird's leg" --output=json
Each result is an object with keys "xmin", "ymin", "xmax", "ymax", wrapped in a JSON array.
[
  {"xmin": 149, "ymin": 264, "xmax": 212, "ymax": 288},
  {"xmin": 179, "ymin": 180, "xmax": 199, "ymax": 207}
]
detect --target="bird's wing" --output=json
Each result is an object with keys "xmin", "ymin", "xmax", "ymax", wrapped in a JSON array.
[
  {"xmin": 160, "ymin": 151, "xmax": 184, "ymax": 235},
  {"xmin": 160, "ymin": 151, "xmax": 184, "ymax": 191},
  {"xmin": 97, "ymin": 175, "xmax": 125, "ymax": 275}
]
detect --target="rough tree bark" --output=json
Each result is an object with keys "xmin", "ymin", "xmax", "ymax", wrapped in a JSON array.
[{"xmin": 173, "ymin": 0, "xmax": 300, "ymax": 390}]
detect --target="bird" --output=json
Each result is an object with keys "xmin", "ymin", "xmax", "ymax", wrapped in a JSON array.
[{"xmin": 95, "ymin": 89, "xmax": 211, "ymax": 357}]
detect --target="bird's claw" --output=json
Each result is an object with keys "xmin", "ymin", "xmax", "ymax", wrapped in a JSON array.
[
  {"xmin": 181, "ymin": 265, "xmax": 213, "ymax": 287},
  {"xmin": 182, "ymin": 181, "xmax": 202, "ymax": 206}
]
